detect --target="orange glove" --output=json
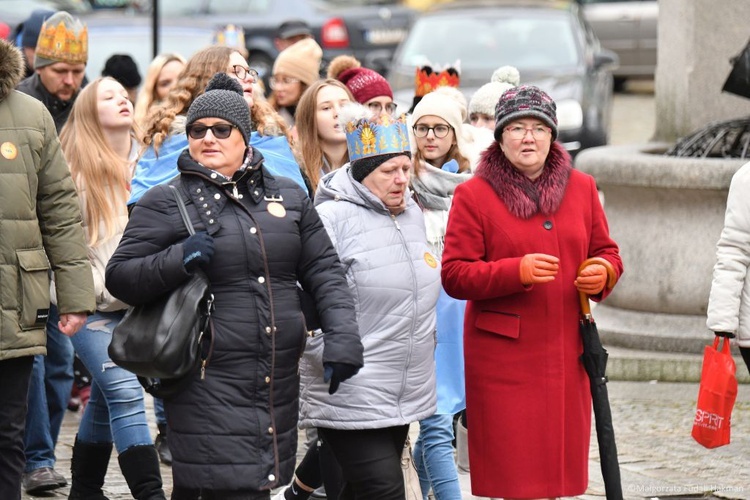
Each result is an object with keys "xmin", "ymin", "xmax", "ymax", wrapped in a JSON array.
[
  {"xmin": 574, "ymin": 264, "xmax": 608, "ymax": 295},
  {"xmin": 519, "ymin": 253, "xmax": 559, "ymax": 285}
]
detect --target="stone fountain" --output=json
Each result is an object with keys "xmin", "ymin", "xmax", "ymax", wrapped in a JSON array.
[{"xmin": 575, "ymin": 0, "xmax": 750, "ymax": 382}]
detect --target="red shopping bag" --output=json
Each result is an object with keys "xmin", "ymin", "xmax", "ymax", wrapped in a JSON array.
[{"xmin": 692, "ymin": 336, "xmax": 738, "ymax": 448}]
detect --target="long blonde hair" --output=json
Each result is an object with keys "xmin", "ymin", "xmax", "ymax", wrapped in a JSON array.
[
  {"xmin": 296, "ymin": 79, "xmax": 354, "ymax": 193},
  {"xmin": 133, "ymin": 53, "xmax": 186, "ymax": 129},
  {"xmin": 141, "ymin": 46, "xmax": 236, "ymax": 153},
  {"xmin": 59, "ymin": 77, "xmax": 133, "ymax": 247}
]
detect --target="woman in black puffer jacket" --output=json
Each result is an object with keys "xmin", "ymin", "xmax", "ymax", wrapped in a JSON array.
[{"xmin": 106, "ymin": 74, "xmax": 363, "ymax": 500}]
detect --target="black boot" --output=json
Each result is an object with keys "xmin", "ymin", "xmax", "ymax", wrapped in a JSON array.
[
  {"xmin": 118, "ymin": 445, "xmax": 167, "ymax": 500},
  {"xmin": 68, "ymin": 436, "xmax": 113, "ymax": 500},
  {"xmin": 154, "ymin": 423, "xmax": 172, "ymax": 465}
]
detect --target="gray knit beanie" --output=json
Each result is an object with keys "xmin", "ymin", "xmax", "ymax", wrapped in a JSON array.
[
  {"xmin": 186, "ymin": 73, "xmax": 252, "ymax": 144},
  {"xmin": 494, "ymin": 85, "xmax": 557, "ymax": 141}
]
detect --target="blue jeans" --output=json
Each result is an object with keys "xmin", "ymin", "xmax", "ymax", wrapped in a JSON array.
[
  {"xmin": 70, "ymin": 310, "xmax": 152, "ymax": 452},
  {"xmin": 24, "ymin": 304, "xmax": 74, "ymax": 472},
  {"xmin": 413, "ymin": 413, "xmax": 461, "ymax": 500},
  {"xmin": 153, "ymin": 397, "xmax": 166, "ymax": 426}
]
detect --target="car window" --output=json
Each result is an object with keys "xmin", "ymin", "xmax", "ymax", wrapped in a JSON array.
[{"xmin": 397, "ymin": 14, "xmax": 579, "ymax": 71}]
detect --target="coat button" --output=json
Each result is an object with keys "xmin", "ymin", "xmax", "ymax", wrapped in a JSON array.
[
  {"xmin": 196, "ymin": 188, "xmax": 201, "ymax": 194},
  {"xmin": 265, "ymin": 376, "xmax": 270, "ymax": 383},
  {"xmin": 268, "ymin": 474, "xmax": 276, "ymax": 481},
  {"xmin": 206, "ymin": 210, "xmax": 211, "ymax": 215},
  {"xmin": 199, "ymin": 197, "xmax": 204, "ymax": 201},
  {"xmin": 214, "ymin": 193, "xmax": 221, "ymax": 200},
  {"xmin": 238, "ymin": 194, "xmax": 244, "ymax": 199},
  {"xmin": 254, "ymin": 190, "xmax": 259, "ymax": 196},
  {"xmin": 208, "ymin": 219, "xmax": 214, "ymax": 224},
  {"xmin": 258, "ymin": 276, "xmax": 265, "ymax": 284},
  {"xmin": 250, "ymin": 227, "xmax": 257, "ymax": 234},
  {"xmin": 265, "ymin": 326, "xmax": 272, "ymax": 334},
  {"xmin": 202, "ymin": 203, "xmax": 208, "ymax": 208},
  {"xmin": 268, "ymin": 427, "xmax": 274, "ymax": 434},
  {"xmin": 210, "ymin": 173, "xmax": 218, "ymax": 179},
  {"xmin": 543, "ymin": 220, "xmax": 553, "ymax": 230}
]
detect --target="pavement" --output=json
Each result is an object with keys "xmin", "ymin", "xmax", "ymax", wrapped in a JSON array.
[
  {"xmin": 21, "ymin": 381, "xmax": 750, "ymax": 500},
  {"xmin": 26, "ymin": 81, "xmax": 750, "ymax": 500}
]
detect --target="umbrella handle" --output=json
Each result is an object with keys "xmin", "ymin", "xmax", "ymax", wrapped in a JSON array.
[{"xmin": 578, "ymin": 257, "xmax": 618, "ymax": 317}]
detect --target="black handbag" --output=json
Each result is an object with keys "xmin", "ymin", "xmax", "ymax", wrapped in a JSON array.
[{"xmin": 108, "ymin": 184, "xmax": 214, "ymax": 398}]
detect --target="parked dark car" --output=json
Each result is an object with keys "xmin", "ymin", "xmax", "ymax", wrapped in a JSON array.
[
  {"xmin": 578, "ymin": 0, "xmax": 658, "ymax": 90},
  {"xmin": 389, "ymin": 0, "xmax": 619, "ymax": 155},
  {"xmin": 146, "ymin": 0, "xmax": 417, "ymax": 82}
]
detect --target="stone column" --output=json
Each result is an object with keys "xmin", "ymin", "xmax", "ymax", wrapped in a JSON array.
[
  {"xmin": 577, "ymin": 0, "xmax": 750, "ymax": 355},
  {"xmin": 654, "ymin": 0, "xmax": 750, "ymax": 143}
]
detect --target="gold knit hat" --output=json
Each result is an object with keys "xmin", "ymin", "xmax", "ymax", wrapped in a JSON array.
[{"xmin": 34, "ymin": 11, "xmax": 88, "ymax": 69}]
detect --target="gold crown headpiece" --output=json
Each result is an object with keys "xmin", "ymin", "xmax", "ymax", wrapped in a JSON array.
[
  {"xmin": 35, "ymin": 12, "xmax": 88, "ymax": 66},
  {"xmin": 340, "ymin": 104, "xmax": 410, "ymax": 163},
  {"xmin": 414, "ymin": 61, "xmax": 461, "ymax": 98}
]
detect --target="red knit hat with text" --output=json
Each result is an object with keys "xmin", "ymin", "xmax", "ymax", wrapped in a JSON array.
[{"xmin": 327, "ymin": 55, "xmax": 393, "ymax": 104}]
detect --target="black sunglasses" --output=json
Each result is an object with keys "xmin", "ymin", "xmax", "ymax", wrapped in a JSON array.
[{"xmin": 186, "ymin": 123, "xmax": 237, "ymax": 140}]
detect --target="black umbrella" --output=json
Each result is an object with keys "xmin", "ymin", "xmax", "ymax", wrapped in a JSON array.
[
  {"xmin": 723, "ymin": 38, "xmax": 750, "ymax": 99},
  {"xmin": 578, "ymin": 259, "xmax": 623, "ymax": 500}
]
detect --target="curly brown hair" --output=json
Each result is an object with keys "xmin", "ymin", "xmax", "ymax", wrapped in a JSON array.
[{"xmin": 141, "ymin": 46, "xmax": 236, "ymax": 153}]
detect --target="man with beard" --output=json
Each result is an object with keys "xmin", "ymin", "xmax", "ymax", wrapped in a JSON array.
[{"xmin": 17, "ymin": 11, "xmax": 87, "ymax": 133}]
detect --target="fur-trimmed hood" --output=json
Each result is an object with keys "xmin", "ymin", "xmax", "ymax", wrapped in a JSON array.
[
  {"xmin": 0, "ymin": 39, "xmax": 25, "ymax": 102},
  {"xmin": 475, "ymin": 141, "xmax": 572, "ymax": 219}
]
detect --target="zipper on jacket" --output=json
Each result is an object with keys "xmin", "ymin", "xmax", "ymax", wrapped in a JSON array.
[{"xmin": 391, "ymin": 212, "xmax": 419, "ymax": 421}]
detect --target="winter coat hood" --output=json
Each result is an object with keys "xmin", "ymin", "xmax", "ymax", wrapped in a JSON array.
[
  {"xmin": 475, "ymin": 141, "xmax": 572, "ymax": 219},
  {"xmin": 0, "ymin": 40, "xmax": 25, "ymax": 102}
]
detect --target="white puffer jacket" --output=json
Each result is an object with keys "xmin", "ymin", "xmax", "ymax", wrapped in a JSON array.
[
  {"xmin": 299, "ymin": 166, "xmax": 440, "ymax": 429},
  {"xmin": 707, "ymin": 160, "xmax": 750, "ymax": 347}
]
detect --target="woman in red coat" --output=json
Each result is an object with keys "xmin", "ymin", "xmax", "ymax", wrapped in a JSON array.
[{"xmin": 441, "ymin": 85, "xmax": 623, "ymax": 499}]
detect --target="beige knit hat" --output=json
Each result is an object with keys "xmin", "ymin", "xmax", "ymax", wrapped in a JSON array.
[{"xmin": 272, "ymin": 38, "xmax": 322, "ymax": 86}]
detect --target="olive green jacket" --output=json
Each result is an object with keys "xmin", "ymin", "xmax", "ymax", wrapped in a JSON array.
[{"xmin": 0, "ymin": 40, "xmax": 95, "ymax": 360}]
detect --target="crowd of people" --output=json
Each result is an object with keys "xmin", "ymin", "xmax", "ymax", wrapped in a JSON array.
[{"xmin": 0, "ymin": 8, "xmax": 630, "ymax": 500}]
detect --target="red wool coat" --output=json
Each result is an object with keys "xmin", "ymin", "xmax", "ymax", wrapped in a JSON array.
[{"xmin": 441, "ymin": 142, "xmax": 623, "ymax": 498}]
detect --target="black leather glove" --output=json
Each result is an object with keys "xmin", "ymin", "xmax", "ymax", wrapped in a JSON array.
[
  {"xmin": 714, "ymin": 331, "xmax": 736, "ymax": 339},
  {"xmin": 182, "ymin": 232, "xmax": 215, "ymax": 272},
  {"xmin": 323, "ymin": 362, "xmax": 360, "ymax": 395}
]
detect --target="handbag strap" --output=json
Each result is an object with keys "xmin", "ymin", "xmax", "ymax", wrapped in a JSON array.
[{"xmin": 169, "ymin": 184, "xmax": 195, "ymax": 236}]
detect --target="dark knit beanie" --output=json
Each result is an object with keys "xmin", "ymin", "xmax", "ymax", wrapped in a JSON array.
[
  {"xmin": 21, "ymin": 9, "xmax": 55, "ymax": 49},
  {"xmin": 102, "ymin": 54, "xmax": 142, "ymax": 88},
  {"xmin": 186, "ymin": 73, "xmax": 252, "ymax": 145},
  {"xmin": 494, "ymin": 85, "xmax": 558, "ymax": 141},
  {"xmin": 351, "ymin": 152, "xmax": 411, "ymax": 183}
]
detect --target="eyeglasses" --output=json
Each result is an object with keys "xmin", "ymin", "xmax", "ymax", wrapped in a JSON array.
[
  {"xmin": 368, "ymin": 102, "xmax": 397, "ymax": 115},
  {"xmin": 413, "ymin": 124, "xmax": 452, "ymax": 139},
  {"xmin": 269, "ymin": 76, "xmax": 300, "ymax": 90},
  {"xmin": 231, "ymin": 65, "xmax": 259, "ymax": 83},
  {"xmin": 504, "ymin": 125, "xmax": 551, "ymax": 140},
  {"xmin": 186, "ymin": 123, "xmax": 237, "ymax": 140}
]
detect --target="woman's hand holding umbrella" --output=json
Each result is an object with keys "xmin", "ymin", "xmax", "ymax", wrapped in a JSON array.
[{"xmin": 574, "ymin": 263, "xmax": 608, "ymax": 295}]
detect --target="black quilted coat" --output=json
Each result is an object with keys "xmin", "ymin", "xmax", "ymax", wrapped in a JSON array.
[{"xmin": 106, "ymin": 148, "xmax": 363, "ymax": 492}]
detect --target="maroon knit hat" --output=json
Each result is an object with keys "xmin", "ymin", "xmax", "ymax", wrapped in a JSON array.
[
  {"xmin": 494, "ymin": 85, "xmax": 558, "ymax": 141},
  {"xmin": 337, "ymin": 66, "xmax": 393, "ymax": 104}
]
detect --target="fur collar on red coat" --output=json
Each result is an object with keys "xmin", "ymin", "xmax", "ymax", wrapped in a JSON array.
[{"xmin": 474, "ymin": 141, "xmax": 573, "ymax": 219}]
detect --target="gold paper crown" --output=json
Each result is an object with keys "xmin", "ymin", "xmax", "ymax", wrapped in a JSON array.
[
  {"xmin": 414, "ymin": 63, "xmax": 460, "ymax": 98},
  {"xmin": 344, "ymin": 112, "xmax": 410, "ymax": 163},
  {"xmin": 35, "ymin": 13, "xmax": 88, "ymax": 65},
  {"xmin": 214, "ymin": 24, "xmax": 246, "ymax": 51}
]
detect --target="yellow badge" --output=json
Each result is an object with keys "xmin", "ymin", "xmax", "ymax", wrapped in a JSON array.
[
  {"xmin": 1, "ymin": 142, "xmax": 18, "ymax": 160},
  {"xmin": 267, "ymin": 201, "xmax": 286, "ymax": 218},
  {"xmin": 424, "ymin": 252, "xmax": 437, "ymax": 268}
]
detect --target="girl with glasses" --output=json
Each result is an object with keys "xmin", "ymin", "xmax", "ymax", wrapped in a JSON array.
[
  {"xmin": 328, "ymin": 55, "xmax": 398, "ymax": 119},
  {"xmin": 408, "ymin": 86, "xmax": 494, "ymax": 500},
  {"xmin": 268, "ymin": 38, "xmax": 323, "ymax": 133}
]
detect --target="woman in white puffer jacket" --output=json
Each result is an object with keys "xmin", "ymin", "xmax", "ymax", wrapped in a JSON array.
[{"xmin": 707, "ymin": 160, "xmax": 750, "ymax": 373}]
